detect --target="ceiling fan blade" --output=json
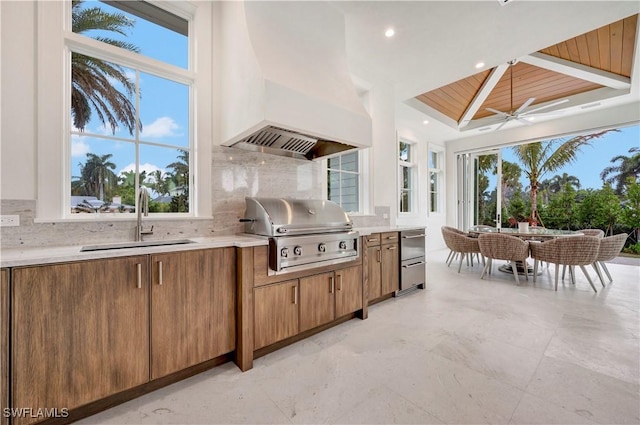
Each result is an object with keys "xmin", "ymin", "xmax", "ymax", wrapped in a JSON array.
[
  {"xmin": 486, "ymin": 107, "xmax": 509, "ymax": 117},
  {"xmin": 494, "ymin": 120, "xmax": 508, "ymax": 131},
  {"xmin": 517, "ymin": 117, "xmax": 535, "ymax": 126},
  {"xmin": 514, "ymin": 97, "xmax": 536, "ymax": 115},
  {"xmin": 523, "ymin": 98, "xmax": 569, "ymax": 115}
]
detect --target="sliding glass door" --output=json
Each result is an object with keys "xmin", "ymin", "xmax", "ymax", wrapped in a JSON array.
[{"xmin": 457, "ymin": 150, "xmax": 502, "ymax": 230}]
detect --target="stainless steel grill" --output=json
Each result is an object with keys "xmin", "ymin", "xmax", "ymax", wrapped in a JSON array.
[{"xmin": 242, "ymin": 197, "xmax": 359, "ymax": 274}]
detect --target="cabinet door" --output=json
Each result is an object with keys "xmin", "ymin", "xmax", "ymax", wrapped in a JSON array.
[
  {"xmin": 381, "ymin": 243, "xmax": 399, "ymax": 295},
  {"xmin": 367, "ymin": 245, "xmax": 382, "ymax": 300},
  {"xmin": 299, "ymin": 272, "xmax": 335, "ymax": 332},
  {"xmin": 212, "ymin": 247, "xmax": 236, "ymax": 358},
  {"xmin": 335, "ymin": 265, "xmax": 363, "ymax": 318},
  {"xmin": 12, "ymin": 257, "xmax": 149, "ymax": 425},
  {"xmin": 254, "ymin": 280, "xmax": 299, "ymax": 350},
  {"xmin": 151, "ymin": 249, "xmax": 215, "ymax": 379},
  {"xmin": 0, "ymin": 269, "xmax": 7, "ymax": 425}
]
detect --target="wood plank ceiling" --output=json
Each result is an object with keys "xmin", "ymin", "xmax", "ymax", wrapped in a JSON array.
[{"xmin": 415, "ymin": 14, "xmax": 637, "ymax": 124}]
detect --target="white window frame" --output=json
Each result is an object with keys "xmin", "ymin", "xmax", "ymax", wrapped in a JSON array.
[
  {"xmin": 398, "ymin": 138, "xmax": 418, "ymax": 215},
  {"xmin": 35, "ymin": 0, "xmax": 213, "ymax": 222},
  {"xmin": 428, "ymin": 147, "xmax": 444, "ymax": 214},
  {"xmin": 322, "ymin": 149, "xmax": 371, "ymax": 215}
]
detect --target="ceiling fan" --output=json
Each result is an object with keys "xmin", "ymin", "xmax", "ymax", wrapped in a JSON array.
[{"xmin": 485, "ymin": 60, "xmax": 569, "ymax": 130}]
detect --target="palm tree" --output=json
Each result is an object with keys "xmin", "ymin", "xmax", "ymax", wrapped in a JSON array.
[
  {"xmin": 548, "ymin": 172, "xmax": 581, "ymax": 193},
  {"xmin": 71, "ymin": 0, "xmax": 140, "ymax": 135},
  {"xmin": 73, "ymin": 153, "xmax": 118, "ymax": 201},
  {"xmin": 600, "ymin": 147, "xmax": 640, "ymax": 194},
  {"xmin": 511, "ymin": 130, "xmax": 612, "ymax": 225}
]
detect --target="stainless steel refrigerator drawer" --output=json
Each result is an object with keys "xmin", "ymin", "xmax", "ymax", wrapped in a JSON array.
[
  {"xmin": 400, "ymin": 256, "xmax": 426, "ymax": 290},
  {"xmin": 400, "ymin": 229, "xmax": 426, "ymax": 261}
]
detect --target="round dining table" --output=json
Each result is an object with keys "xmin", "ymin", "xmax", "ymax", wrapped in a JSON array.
[{"xmin": 467, "ymin": 225, "xmax": 585, "ymax": 275}]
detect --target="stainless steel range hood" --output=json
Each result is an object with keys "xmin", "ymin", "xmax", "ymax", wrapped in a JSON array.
[
  {"xmin": 232, "ymin": 126, "xmax": 357, "ymax": 161},
  {"xmin": 220, "ymin": 1, "xmax": 372, "ymax": 160}
]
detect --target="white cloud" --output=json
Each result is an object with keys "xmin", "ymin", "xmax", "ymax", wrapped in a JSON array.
[
  {"xmin": 71, "ymin": 137, "xmax": 91, "ymax": 157},
  {"xmin": 118, "ymin": 162, "xmax": 165, "ymax": 180},
  {"xmin": 140, "ymin": 116, "xmax": 181, "ymax": 138}
]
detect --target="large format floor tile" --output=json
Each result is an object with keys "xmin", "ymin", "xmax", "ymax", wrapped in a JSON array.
[{"xmin": 77, "ymin": 249, "xmax": 640, "ymax": 425}]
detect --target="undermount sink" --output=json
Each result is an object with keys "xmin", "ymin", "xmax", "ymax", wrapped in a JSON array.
[{"xmin": 80, "ymin": 239, "xmax": 194, "ymax": 252}]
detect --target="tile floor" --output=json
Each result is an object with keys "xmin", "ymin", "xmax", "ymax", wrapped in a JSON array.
[{"xmin": 78, "ymin": 249, "xmax": 640, "ymax": 425}]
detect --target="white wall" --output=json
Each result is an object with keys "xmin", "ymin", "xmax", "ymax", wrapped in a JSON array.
[{"xmin": 0, "ymin": 1, "xmax": 37, "ymax": 199}]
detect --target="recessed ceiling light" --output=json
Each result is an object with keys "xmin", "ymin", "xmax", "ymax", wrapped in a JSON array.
[
  {"xmin": 385, "ymin": 28, "xmax": 395, "ymax": 38},
  {"xmin": 475, "ymin": 62, "xmax": 485, "ymax": 69},
  {"xmin": 423, "ymin": 120, "xmax": 429, "ymax": 125}
]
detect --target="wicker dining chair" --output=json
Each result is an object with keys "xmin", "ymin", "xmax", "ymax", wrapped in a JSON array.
[
  {"xmin": 592, "ymin": 233, "xmax": 628, "ymax": 285},
  {"xmin": 477, "ymin": 233, "xmax": 530, "ymax": 284},
  {"xmin": 580, "ymin": 228, "xmax": 605, "ymax": 238},
  {"xmin": 441, "ymin": 226, "xmax": 483, "ymax": 273},
  {"xmin": 562, "ymin": 229, "xmax": 604, "ymax": 279},
  {"xmin": 530, "ymin": 236, "xmax": 600, "ymax": 292}
]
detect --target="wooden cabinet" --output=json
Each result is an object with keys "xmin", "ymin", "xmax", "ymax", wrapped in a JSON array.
[
  {"xmin": 366, "ymin": 233, "xmax": 399, "ymax": 300},
  {"xmin": 367, "ymin": 245, "xmax": 382, "ymax": 300},
  {"xmin": 12, "ymin": 257, "xmax": 149, "ymax": 425},
  {"xmin": 299, "ymin": 272, "xmax": 335, "ymax": 332},
  {"xmin": 299, "ymin": 267, "xmax": 362, "ymax": 333},
  {"xmin": 335, "ymin": 266, "xmax": 363, "ymax": 318},
  {"xmin": 151, "ymin": 248, "xmax": 236, "ymax": 379},
  {"xmin": 381, "ymin": 244, "xmax": 399, "ymax": 294},
  {"xmin": 0, "ymin": 269, "xmax": 7, "ymax": 425},
  {"xmin": 254, "ymin": 279, "xmax": 299, "ymax": 350}
]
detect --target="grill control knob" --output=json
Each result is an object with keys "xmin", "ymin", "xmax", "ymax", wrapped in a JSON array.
[
  {"xmin": 318, "ymin": 243, "xmax": 326, "ymax": 252},
  {"xmin": 294, "ymin": 246, "xmax": 303, "ymax": 256},
  {"xmin": 339, "ymin": 241, "xmax": 347, "ymax": 250},
  {"xmin": 281, "ymin": 247, "xmax": 289, "ymax": 258}
]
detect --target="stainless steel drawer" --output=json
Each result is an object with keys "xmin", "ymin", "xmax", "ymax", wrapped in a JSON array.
[{"xmin": 400, "ymin": 256, "xmax": 426, "ymax": 290}]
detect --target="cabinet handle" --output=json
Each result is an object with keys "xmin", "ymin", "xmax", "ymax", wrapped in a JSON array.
[
  {"xmin": 158, "ymin": 261, "xmax": 163, "ymax": 285},
  {"xmin": 337, "ymin": 274, "xmax": 342, "ymax": 291},
  {"xmin": 330, "ymin": 276, "xmax": 334, "ymax": 293},
  {"xmin": 367, "ymin": 238, "xmax": 379, "ymax": 243},
  {"xmin": 377, "ymin": 248, "xmax": 381, "ymax": 263},
  {"xmin": 388, "ymin": 246, "xmax": 397, "ymax": 250},
  {"xmin": 292, "ymin": 285, "xmax": 298, "ymax": 304},
  {"xmin": 136, "ymin": 263, "xmax": 142, "ymax": 289},
  {"xmin": 387, "ymin": 236, "xmax": 397, "ymax": 240}
]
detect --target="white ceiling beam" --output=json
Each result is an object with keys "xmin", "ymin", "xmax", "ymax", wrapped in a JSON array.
[
  {"xmin": 404, "ymin": 98, "xmax": 460, "ymax": 131},
  {"xmin": 520, "ymin": 52, "xmax": 631, "ymax": 90},
  {"xmin": 458, "ymin": 63, "xmax": 509, "ymax": 128}
]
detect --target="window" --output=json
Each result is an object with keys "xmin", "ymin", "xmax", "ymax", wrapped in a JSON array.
[
  {"xmin": 68, "ymin": 1, "xmax": 192, "ymax": 215},
  {"xmin": 428, "ymin": 149, "xmax": 443, "ymax": 213},
  {"xmin": 327, "ymin": 151, "xmax": 360, "ymax": 213},
  {"xmin": 399, "ymin": 140, "xmax": 416, "ymax": 213}
]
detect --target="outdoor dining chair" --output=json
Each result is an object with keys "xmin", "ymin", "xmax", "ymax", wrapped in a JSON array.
[
  {"xmin": 477, "ymin": 233, "xmax": 530, "ymax": 284},
  {"xmin": 562, "ymin": 229, "xmax": 604, "ymax": 279},
  {"xmin": 592, "ymin": 233, "xmax": 628, "ymax": 285},
  {"xmin": 530, "ymin": 236, "xmax": 601, "ymax": 292},
  {"xmin": 441, "ymin": 226, "xmax": 483, "ymax": 273}
]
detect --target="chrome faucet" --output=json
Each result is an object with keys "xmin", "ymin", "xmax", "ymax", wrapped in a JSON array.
[{"xmin": 136, "ymin": 188, "xmax": 154, "ymax": 241}]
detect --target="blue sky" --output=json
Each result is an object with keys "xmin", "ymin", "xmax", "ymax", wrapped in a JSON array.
[
  {"xmin": 71, "ymin": 1, "xmax": 188, "ymax": 187},
  {"xmin": 502, "ymin": 125, "xmax": 639, "ymax": 190}
]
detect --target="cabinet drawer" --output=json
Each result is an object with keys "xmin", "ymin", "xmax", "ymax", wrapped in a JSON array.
[
  {"xmin": 365, "ymin": 233, "xmax": 381, "ymax": 246},
  {"xmin": 381, "ymin": 232, "xmax": 399, "ymax": 245}
]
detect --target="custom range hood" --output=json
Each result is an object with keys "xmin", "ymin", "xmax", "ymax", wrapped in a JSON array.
[{"xmin": 220, "ymin": 1, "xmax": 372, "ymax": 160}]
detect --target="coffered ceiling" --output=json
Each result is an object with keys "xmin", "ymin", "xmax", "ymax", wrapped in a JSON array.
[
  {"xmin": 413, "ymin": 14, "xmax": 637, "ymax": 131},
  {"xmin": 333, "ymin": 1, "xmax": 640, "ymax": 142}
]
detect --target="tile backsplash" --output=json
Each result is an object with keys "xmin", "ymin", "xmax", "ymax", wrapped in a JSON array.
[{"xmin": 1, "ymin": 146, "xmax": 388, "ymax": 249}]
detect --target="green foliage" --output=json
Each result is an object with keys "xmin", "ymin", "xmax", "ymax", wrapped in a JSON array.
[
  {"xmin": 623, "ymin": 242, "xmax": 640, "ymax": 255},
  {"xmin": 574, "ymin": 184, "xmax": 621, "ymax": 235},
  {"xmin": 620, "ymin": 178, "xmax": 640, "ymax": 231},
  {"xmin": 540, "ymin": 184, "xmax": 578, "ymax": 229}
]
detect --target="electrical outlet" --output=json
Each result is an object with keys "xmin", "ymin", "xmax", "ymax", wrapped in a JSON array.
[{"xmin": 0, "ymin": 215, "xmax": 20, "ymax": 227}]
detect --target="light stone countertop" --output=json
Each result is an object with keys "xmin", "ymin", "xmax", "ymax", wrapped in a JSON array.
[
  {"xmin": 0, "ymin": 228, "xmax": 426, "ymax": 268},
  {"xmin": 354, "ymin": 225, "xmax": 426, "ymax": 236},
  {"xmin": 0, "ymin": 235, "xmax": 268, "ymax": 268}
]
